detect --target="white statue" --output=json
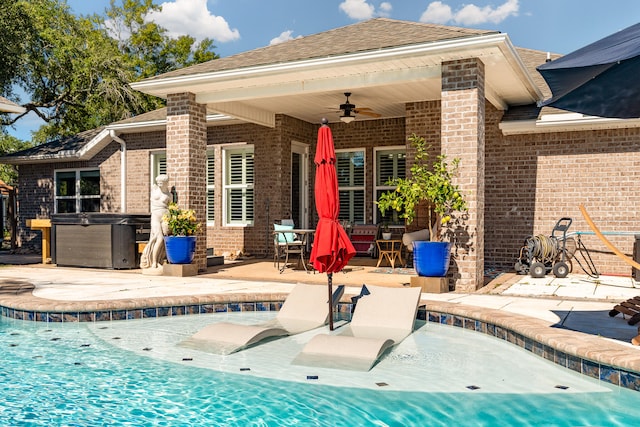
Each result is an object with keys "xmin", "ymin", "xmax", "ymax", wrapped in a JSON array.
[{"xmin": 140, "ymin": 174, "xmax": 171, "ymax": 271}]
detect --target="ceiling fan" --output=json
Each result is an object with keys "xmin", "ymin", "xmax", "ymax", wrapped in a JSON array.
[{"xmin": 337, "ymin": 92, "xmax": 381, "ymax": 123}]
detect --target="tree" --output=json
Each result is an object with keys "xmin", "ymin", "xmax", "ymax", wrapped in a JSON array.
[
  {"xmin": 1, "ymin": 0, "xmax": 219, "ymax": 142},
  {"xmin": 376, "ymin": 134, "xmax": 467, "ymax": 242},
  {"xmin": 0, "ymin": 132, "xmax": 32, "ymax": 185},
  {"xmin": 106, "ymin": 0, "xmax": 218, "ymax": 79},
  {"xmin": 0, "ymin": 0, "xmax": 34, "ymax": 97}
]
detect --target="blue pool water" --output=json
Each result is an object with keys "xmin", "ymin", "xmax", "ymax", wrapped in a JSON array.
[{"xmin": 2, "ymin": 313, "xmax": 640, "ymax": 426}]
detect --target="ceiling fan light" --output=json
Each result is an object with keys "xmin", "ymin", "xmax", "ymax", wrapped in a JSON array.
[{"xmin": 340, "ymin": 115, "xmax": 355, "ymax": 123}]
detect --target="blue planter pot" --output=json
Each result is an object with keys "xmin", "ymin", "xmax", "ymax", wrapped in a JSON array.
[
  {"xmin": 164, "ymin": 236, "xmax": 196, "ymax": 264},
  {"xmin": 413, "ymin": 241, "xmax": 452, "ymax": 277}
]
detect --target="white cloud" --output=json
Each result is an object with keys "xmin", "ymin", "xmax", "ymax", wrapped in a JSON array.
[
  {"xmin": 379, "ymin": 2, "xmax": 393, "ymax": 17},
  {"xmin": 339, "ymin": 0, "xmax": 375, "ymax": 20},
  {"xmin": 420, "ymin": 1, "xmax": 453, "ymax": 24},
  {"xmin": 420, "ymin": 0, "xmax": 519, "ymax": 26},
  {"xmin": 269, "ymin": 30, "xmax": 302, "ymax": 46},
  {"xmin": 146, "ymin": 0, "xmax": 240, "ymax": 43}
]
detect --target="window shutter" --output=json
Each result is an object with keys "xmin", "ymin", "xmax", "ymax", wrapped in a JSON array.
[
  {"xmin": 158, "ymin": 156, "xmax": 167, "ymax": 176},
  {"xmin": 206, "ymin": 153, "xmax": 215, "ymax": 222}
]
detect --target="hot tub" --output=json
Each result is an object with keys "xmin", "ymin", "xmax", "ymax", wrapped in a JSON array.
[{"xmin": 51, "ymin": 213, "xmax": 150, "ymax": 269}]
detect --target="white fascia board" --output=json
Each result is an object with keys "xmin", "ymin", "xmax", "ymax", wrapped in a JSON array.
[
  {"xmin": 3, "ymin": 114, "xmax": 240, "ymax": 164},
  {"xmin": 3, "ymin": 153, "xmax": 72, "ymax": 164},
  {"xmin": 108, "ymin": 119, "xmax": 167, "ymax": 132},
  {"xmin": 498, "ymin": 120, "xmax": 538, "ymax": 135},
  {"xmin": 536, "ymin": 115, "xmax": 640, "ymax": 131},
  {"xmin": 497, "ymin": 37, "xmax": 545, "ymax": 102},
  {"xmin": 500, "ymin": 115, "xmax": 640, "ymax": 135},
  {"xmin": 77, "ymin": 128, "xmax": 112, "ymax": 160},
  {"xmin": 131, "ymin": 33, "xmax": 537, "ymax": 101},
  {"xmin": 2, "ymin": 147, "xmax": 92, "ymax": 164},
  {"xmin": 106, "ymin": 113, "xmax": 238, "ymax": 133}
]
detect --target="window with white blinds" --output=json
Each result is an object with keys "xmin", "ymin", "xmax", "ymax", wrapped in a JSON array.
[
  {"xmin": 151, "ymin": 151, "xmax": 215, "ymax": 224},
  {"xmin": 223, "ymin": 146, "xmax": 254, "ymax": 226},
  {"xmin": 336, "ymin": 149, "xmax": 365, "ymax": 224},
  {"xmin": 374, "ymin": 147, "xmax": 406, "ymax": 225}
]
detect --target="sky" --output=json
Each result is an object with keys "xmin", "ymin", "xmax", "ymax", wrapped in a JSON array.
[{"xmin": 7, "ymin": 0, "xmax": 640, "ymax": 140}]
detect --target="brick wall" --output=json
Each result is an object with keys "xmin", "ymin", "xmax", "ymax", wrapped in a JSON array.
[
  {"xmin": 203, "ymin": 115, "xmax": 405, "ymax": 257},
  {"xmin": 121, "ymin": 130, "xmax": 165, "ymax": 213},
  {"xmin": 486, "ymin": 107, "xmax": 640, "ymax": 276},
  {"xmin": 17, "ymin": 144, "xmax": 118, "ymax": 248},
  {"xmin": 331, "ymin": 118, "xmax": 406, "ymax": 224},
  {"xmin": 15, "ymin": 103, "xmax": 640, "ymax": 279},
  {"xmin": 404, "ymin": 100, "xmax": 441, "ymax": 232},
  {"xmin": 166, "ymin": 93, "xmax": 208, "ymax": 271},
  {"xmin": 440, "ymin": 58, "xmax": 485, "ymax": 291}
]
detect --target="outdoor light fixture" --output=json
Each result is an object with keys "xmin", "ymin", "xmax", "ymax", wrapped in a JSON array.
[{"xmin": 340, "ymin": 111, "xmax": 355, "ymax": 123}]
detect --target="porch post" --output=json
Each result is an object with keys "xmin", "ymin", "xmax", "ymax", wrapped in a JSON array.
[
  {"xmin": 441, "ymin": 58, "xmax": 485, "ymax": 292},
  {"xmin": 166, "ymin": 92, "xmax": 207, "ymax": 272}
]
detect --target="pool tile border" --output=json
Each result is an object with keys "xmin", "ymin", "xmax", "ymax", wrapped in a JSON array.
[
  {"xmin": 2, "ymin": 295, "xmax": 640, "ymax": 393},
  {"xmin": 421, "ymin": 308, "xmax": 640, "ymax": 392}
]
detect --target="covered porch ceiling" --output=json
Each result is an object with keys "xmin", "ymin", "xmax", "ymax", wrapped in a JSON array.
[{"xmin": 131, "ymin": 33, "xmax": 543, "ymax": 128}]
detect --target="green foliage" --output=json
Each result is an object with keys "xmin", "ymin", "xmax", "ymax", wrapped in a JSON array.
[
  {"xmin": 0, "ymin": 132, "xmax": 32, "ymax": 185},
  {"xmin": 163, "ymin": 203, "xmax": 201, "ymax": 236},
  {"xmin": 376, "ymin": 133, "xmax": 467, "ymax": 241},
  {"xmin": 0, "ymin": 0, "xmax": 34, "ymax": 96},
  {"xmin": 1, "ymin": 0, "xmax": 219, "ymax": 141},
  {"xmin": 106, "ymin": 0, "xmax": 217, "ymax": 78}
]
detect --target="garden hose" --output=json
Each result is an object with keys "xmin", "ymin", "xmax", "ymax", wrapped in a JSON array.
[{"xmin": 527, "ymin": 234, "xmax": 559, "ymax": 264}]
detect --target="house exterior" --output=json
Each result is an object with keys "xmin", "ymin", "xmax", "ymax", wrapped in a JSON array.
[{"xmin": 3, "ymin": 18, "xmax": 640, "ymax": 291}]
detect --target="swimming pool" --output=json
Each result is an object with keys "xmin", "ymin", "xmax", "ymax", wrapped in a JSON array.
[{"xmin": 2, "ymin": 312, "xmax": 639, "ymax": 426}]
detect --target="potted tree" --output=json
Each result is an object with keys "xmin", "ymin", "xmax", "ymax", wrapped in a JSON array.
[
  {"xmin": 377, "ymin": 133, "xmax": 467, "ymax": 276},
  {"xmin": 162, "ymin": 203, "xmax": 201, "ymax": 264}
]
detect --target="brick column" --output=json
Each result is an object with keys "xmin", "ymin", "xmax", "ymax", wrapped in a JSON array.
[
  {"xmin": 441, "ymin": 58, "xmax": 485, "ymax": 292},
  {"xmin": 166, "ymin": 92, "xmax": 207, "ymax": 272}
]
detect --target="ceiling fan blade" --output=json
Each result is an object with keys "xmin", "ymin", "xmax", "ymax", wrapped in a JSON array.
[
  {"xmin": 354, "ymin": 109, "xmax": 381, "ymax": 118},
  {"xmin": 334, "ymin": 92, "xmax": 381, "ymax": 119}
]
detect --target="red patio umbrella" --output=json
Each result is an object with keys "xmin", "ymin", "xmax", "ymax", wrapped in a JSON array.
[{"xmin": 309, "ymin": 119, "xmax": 356, "ymax": 330}]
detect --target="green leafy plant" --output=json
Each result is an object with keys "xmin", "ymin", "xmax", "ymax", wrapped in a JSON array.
[
  {"xmin": 377, "ymin": 133, "xmax": 467, "ymax": 241},
  {"xmin": 162, "ymin": 203, "xmax": 201, "ymax": 236}
]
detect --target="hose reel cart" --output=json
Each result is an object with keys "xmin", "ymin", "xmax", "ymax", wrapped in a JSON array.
[{"xmin": 514, "ymin": 217, "xmax": 598, "ymax": 278}]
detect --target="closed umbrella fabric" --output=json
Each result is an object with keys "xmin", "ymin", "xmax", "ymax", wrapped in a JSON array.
[
  {"xmin": 537, "ymin": 22, "xmax": 640, "ymax": 118},
  {"xmin": 310, "ymin": 124, "xmax": 355, "ymax": 274},
  {"xmin": 310, "ymin": 122, "xmax": 355, "ymax": 331}
]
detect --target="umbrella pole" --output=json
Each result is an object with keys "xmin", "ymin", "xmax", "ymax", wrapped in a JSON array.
[{"xmin": 328, "ymin": 272, "xmax": 334, "ymax": 331}]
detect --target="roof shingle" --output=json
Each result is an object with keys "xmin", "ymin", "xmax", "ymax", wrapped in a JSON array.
[{"xmin": 144, "ymin": 18, "xmax": 498, "ymax": 81}]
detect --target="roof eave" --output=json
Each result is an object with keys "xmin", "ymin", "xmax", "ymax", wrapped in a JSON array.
[
  {"xmin": 131, "ymin": 33, "xmax": 543, "ymax": 106},
  {"xmin": 0, "ymin": 114, "xmax": 239, "ymax": 165},
  {"xmin": 109, "ymin": 113, "xmax": 239, "ymax": 133},
  {"xmin": 500, "ymin": 113, "xmax": 640, "ymax": 135},
  {"xmin": 1, "ymin": 151, "xmax": 82, "ymax": 165}
]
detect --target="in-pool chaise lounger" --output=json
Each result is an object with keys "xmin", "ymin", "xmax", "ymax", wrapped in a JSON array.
[
  {"xmin": 180, "ymin": 283, "xmax": 341, "ymax": 354},
  {"xmin": 293, "ymin": 284, "xmax": 422, "ymax": 371}
]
